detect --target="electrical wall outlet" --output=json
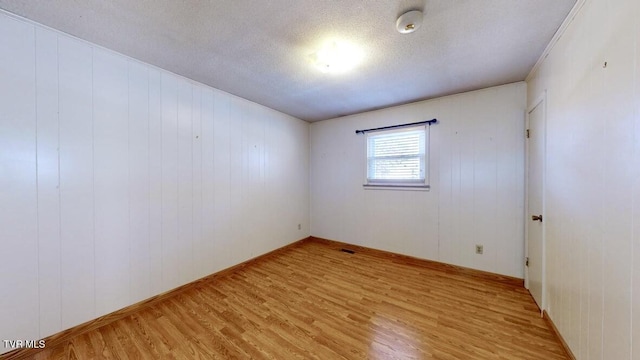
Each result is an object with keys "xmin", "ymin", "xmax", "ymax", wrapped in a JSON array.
[{"xmin": 475, "ymin": 244, "xmax": 483, "ymax": 255}]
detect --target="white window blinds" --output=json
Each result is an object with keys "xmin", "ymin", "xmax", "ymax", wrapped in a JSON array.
[{"xmin": 366, "ymin": 125, "xmax": 427, "ymax": 185}]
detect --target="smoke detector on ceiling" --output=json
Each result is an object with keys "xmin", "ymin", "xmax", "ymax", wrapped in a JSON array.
[{"xmin": 396, "ymin": 10, "xmax": 423, "ymax": 34}]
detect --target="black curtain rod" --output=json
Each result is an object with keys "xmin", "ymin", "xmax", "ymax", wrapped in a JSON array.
[{"xmin": 355, "ymin": 119, "xmax": 438, "ymax": 134}]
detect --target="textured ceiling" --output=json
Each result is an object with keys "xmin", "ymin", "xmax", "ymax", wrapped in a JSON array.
[{"xmin": 0, "ymin": 0, "xmax": 576, "ymax": 122}]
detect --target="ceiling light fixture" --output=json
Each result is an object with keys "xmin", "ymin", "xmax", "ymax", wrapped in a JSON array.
[
  {"xmin": 310, "ymin": 40, "xmax": 363, "ymax": 74},
  {"xmin": 396, "ymin": 10, "xmax": 423, "ymax": 34}
]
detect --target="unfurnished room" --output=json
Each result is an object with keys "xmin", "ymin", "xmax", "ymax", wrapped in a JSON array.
[{"xmin": 1, "ymin": 0, "xmax": 639, "ymax": 359}]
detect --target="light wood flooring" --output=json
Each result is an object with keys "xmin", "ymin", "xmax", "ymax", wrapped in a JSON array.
[{"xmin": 12, "ymin": 238, "xmax": 568, "ymax": 359}]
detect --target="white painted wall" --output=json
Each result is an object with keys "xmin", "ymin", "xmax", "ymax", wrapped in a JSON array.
[
  {"xmin": 310, "ymin": 83, "xmax": 526, "ymax": 278},
  {"xmin": 0, "ymin": 12, "xmax": 309, "ymax": 353},
  {"xmin": 526, "ymin": 0, "xmax": 639, "ymax": 359}
]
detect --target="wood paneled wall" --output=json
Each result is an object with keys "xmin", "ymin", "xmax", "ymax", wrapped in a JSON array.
[
  {"xmin": 526, "ymin": 0, "xmax": 640, "ymax": 358},
  {"xmin": 310, "ymin": 83, "xmax": 526, "ymax": 278},
  {"xmin": 0, "ymin": 12, "xmax": 309, "ymax": 354}
]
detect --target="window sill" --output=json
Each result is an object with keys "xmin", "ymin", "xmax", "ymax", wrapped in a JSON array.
[{"xmin": 363, "ymin": 184, "xmax": 430, "ymax": 191}]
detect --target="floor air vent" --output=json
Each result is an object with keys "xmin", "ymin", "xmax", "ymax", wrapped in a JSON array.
[{"xmin": 340, "ymin": 248, "xmax": 355, "ymax": 254}]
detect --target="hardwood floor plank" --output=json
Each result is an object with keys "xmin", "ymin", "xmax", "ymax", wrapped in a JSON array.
[{"xmin": 6, "ymin": 238, "xmax": 568, "ymax": 359}]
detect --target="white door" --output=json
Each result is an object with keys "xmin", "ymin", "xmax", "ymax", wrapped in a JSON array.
[{"xmin": 526, "ymin": 99, "xmax": 545, "ymax": 311}]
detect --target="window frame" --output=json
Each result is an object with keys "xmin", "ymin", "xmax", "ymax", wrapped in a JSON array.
[{"xmin": 363, "ymin": 124, "xmax": 430, "ymax": 191}]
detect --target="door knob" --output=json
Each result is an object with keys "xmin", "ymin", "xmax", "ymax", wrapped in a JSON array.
[{"xmin": 531, "ymin": 215, "xmax": 543, "ymax": 222}]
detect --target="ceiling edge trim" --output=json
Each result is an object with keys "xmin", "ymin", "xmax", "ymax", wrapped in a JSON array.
[
  {"xmin": 525, "ymin": 0, "xmax": 587, "ymax": 83},
  {"xmin": 0, "ymin": 8, "xmax": 159, "ymax": 73},
  {"xmin": 0, "ymin": 8, "xmax": 304, "ymax": 122}
]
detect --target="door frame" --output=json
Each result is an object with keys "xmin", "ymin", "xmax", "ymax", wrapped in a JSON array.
[{"xmin": 524, "ymin": 90, "xmax": 547, "ymax": 314}]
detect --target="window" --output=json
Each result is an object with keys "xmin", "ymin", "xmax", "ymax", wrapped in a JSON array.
[{"xmin": 365, "ymin": 125, "xmax": 429, "ymax": 189}]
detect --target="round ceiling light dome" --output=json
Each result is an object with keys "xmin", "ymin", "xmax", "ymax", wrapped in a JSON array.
[
  {"xmin": 310, "ymin": 40, "xmax": 364, "ymax": 74},
  {"xmin": 396, "ymin": 10, "xmax": 423, "ymax": 34}
]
